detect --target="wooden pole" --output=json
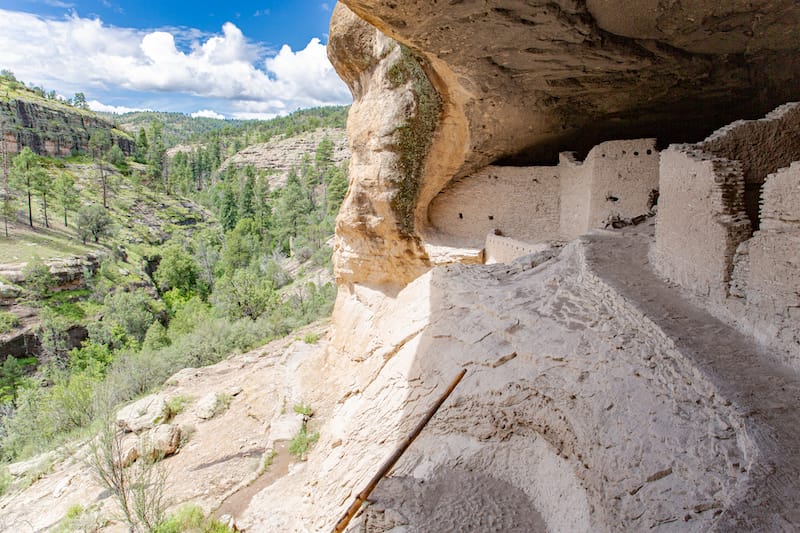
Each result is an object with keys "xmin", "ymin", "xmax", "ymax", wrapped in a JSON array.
[{"xmin": 332, "ymin": 368, "xmax": 467, "ymax": 533}]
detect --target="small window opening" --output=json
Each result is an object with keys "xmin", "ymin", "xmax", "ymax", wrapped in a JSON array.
[
  {"xmin": 458, "ymin": 213, "xmax": 463, "ymax": 219},
  {"xmin": 488, "ymin": 215, "xmax": 494, "ymax": 220}
]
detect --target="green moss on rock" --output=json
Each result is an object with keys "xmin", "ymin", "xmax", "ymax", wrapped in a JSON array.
[{"xmin": 388, "ymin": 45, "xmax": 442, "ymax": 235}]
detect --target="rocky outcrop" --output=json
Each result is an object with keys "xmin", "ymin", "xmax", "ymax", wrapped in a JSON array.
[
  {"xmin": 328, "ymin": 0, "xmax": 800, "ymax": 287},
  {"xmin": 320, "ymin": 3, "xmax": 800, "ymax": 532},
  {"xmin": 213, "ymin": 127, "xmax": 350, "ymax": 189},
  {"xmin": 0, "ymin": 99, "xmax": 133, "ymax": 157}
]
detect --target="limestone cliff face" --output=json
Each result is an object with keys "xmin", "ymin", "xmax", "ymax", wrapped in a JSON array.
[
  {"xmin": 0, "ymin": 99, "xmax": 133, "ymax": 157},
  {"xmin": 328, "ymin": 0, "xmax": 800, "ymax": 287}
]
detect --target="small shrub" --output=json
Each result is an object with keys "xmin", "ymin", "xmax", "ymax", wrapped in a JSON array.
[
  {"xmin": 165, "ymin": 395, "xmax": 190, "ymax": 420},
  {"xmin": 288, "ymin": 425, "xmax": 319, "ymax": 459},
  {"xmin": 212, "ymin": 393, "xmax": 233, "ymax": 417},
  {"xmin": 0, "ymin": 311, "xmax": 20, "ymax": 334},
  {"xmin": 302, "ymin": 333, "xmax": 320, "ymax": 345},
  {"xmin": 293, "ymin": 403, "xmax": 313, "ymax": 417},
  {"xmin": 87, "ymin": 422, "xmax": 167, "ymax": 532},
  {"xmin": 0, "ymin": 465, "xmax": 12, "ymax": 496},
  {"xmin": 155, "ymin": 505, "xmax": 234, "ymax": 533},
  {"xmin": 262, "ymin": 448, "xmax": 278, "ymax": 471},
  {"xmin": 22, "ymin": 257, "xmax": 55, "ymax": 299}
]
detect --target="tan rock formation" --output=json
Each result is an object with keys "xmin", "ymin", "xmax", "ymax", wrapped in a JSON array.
[
  {"xmin": 321, "ymin": 3, "xmax": 800, "ymax": 532},
  {"xmin": 329, "ymin": 0, "xmax": 800, "ymax": 287}
]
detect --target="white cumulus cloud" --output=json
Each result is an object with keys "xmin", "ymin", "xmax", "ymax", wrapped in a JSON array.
[
  {"xmin": 88, "ymin": 100, "xmax": 148, "ymax": 114},
  {"xmin": 191, "ymin": 109, "xmax": 226, "ymax": 119},
  {"xmin": 0, "ymin": 9, "xmax": 351, "ymax": 117}
]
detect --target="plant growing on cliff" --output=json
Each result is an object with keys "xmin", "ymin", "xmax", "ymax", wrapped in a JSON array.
[
  {"xmin": 22, "ymin": 257, "xmax": 55, "ymax": 299},
  {"xmin": 386, "ymin": 45, "xmax": 442, "ymax": 234},
  {"xmin": 87, "ymin": 420, "xmax": 167, "ymax": 532}
]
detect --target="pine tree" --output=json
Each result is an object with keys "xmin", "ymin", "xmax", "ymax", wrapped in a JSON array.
[
  {"xmin": 10, "ymin": 147, "xmax": 42, "ymax": 228},
  {"xmin": 88, "ymin": 129, "xmax": 112, "ymax": 208},
  {"xmin": 53, "ymin": 171, "xmax": 79, "ymax": 227},
  {"xmin": 31, "ymin": 165, "xmax": 53, "ymax": 228},
  {"xmin": 273, "ymin": 169, "xmax": 312, "ymax": 253},
  {"xmin": 238, "ymin": 168, "xmax": 256, "ymax": 220},
  {"xmin": 219, "ymin": 184, "xmax": 238, "ymax": 232}
]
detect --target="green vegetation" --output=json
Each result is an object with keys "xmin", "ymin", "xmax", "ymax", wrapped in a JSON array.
[
  {"xmin": 0, "ymin": 75, "xmax": 347, "ymax": 474},
  {"xmin": 387, "ymin": 45, "xmax": 442, "ymax": 234},
  {"xmin": 0, "ymin": 310, "xmax": 20, "ymax": 334},
  {"xmin": 87, "ymin": 421, "xmax": 167, "ymax": 532},
  {"xmin": 293, "ymin": 403, "xmax": 313, "ymax": 417},
  {"xmin": 155, "ymin": 505, "xmax": 234, "ymax": 533},
  {"xmin": 288, "ymin": 425, "xmax": 319, "ymax": 459}
]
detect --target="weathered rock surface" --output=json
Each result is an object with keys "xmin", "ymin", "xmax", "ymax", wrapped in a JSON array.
[
  {"xmin": 238, "ymin": 224, "xmax": 800, "ymax": 532},
  {"xmin": 116, "ymin": 395, "xmax": 168, "ymax": 433},
  {"xmin": 328, "ymin": 0, "xmax": 800, "ymax": 287},
  {"xmin": 1, "ymin": 99, "xmax": 133, "ymax": 157},
  {"xmin": 0, "ymin": 326, "xmax": 326, "ymax": 531},
  {"xmin": 215, "ymin": 127, "xmax": 349, "ymax": 189}
]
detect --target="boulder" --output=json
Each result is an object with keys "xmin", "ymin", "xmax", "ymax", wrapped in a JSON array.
[{"xmin": 116, "ymin": 395, "xmax": 167, "ymax": 433}]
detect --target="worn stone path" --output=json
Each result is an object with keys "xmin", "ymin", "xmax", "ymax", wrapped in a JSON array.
[{"xmin": 583, "ymin": 224, "xmax": 800, "ymax": 530}]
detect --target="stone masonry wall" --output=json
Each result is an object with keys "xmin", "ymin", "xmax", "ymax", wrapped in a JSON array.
[
  {"xmin": 558, "ymin": 152, "xmax": 591, "ymax": 241},
  {"xmin": 699, "ymin": 102, "xmax": 800, "ymax": 229},
  {"xmin": 652, "ymin": 146, "xmax": 752, "ymax": 299},
  {"xmin": 428, "ymin": 165, "xmax": 561, "ymax": 246},
  {"xmin": 735, "ymin": 162, "xmax": 800, "ymax": 351},
  {"xmin": 428, "ymin": 139, "xmax": 659, "ymax": 249},
  {"xmin": 484, "ymin": 234, "xmax": 551, "ymax": 264},
  {"xmin": 584, "ymin": 139, "xmax": 660, "ymax": 230}
]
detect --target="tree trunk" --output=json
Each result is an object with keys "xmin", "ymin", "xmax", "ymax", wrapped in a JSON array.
[
  {"xmin": 43, "ymin": 195, "xmax": 49, "ymax": 228},
  {"xmin": 63, "ymin": 207, "xmax": 68, "ymax": 227},
  {"xmin": 27, "ymin": 186, "xmax": 33, "ymax": 228},
  {"xmin": 102, "ymin": 171, "xmax": 107, "ymax": 209}
]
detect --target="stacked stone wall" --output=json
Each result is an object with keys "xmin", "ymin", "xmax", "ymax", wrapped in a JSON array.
[
  {"xmin": 652, "ymin": 146, "xmax": 751, "ymax": 299},
  {"xmin": 584, "ymin": 139, "xmax": 660, "ymax": 231},
  {"xmin": 739, "ymin": 162, "xmax": 800, "ymax": 351},
  {"xmin": 699, "ymin": 102, "xmax": 800, "ymax": 229},
  {"xmin": 484, "ymin": 234, "xmax": 551, "ymax": 264},
  {"xmin": 428, "ymin": 139, "xmax": 660, "ymax": 249},
  {"xmin": 428, "ymin": 165, "xmax": 561, "ymax": 246}
]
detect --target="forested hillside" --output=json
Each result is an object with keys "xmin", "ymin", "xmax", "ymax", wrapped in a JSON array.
[{"xmin": 0, "ymin": 78, "xmax": 349, "ymax": 471}]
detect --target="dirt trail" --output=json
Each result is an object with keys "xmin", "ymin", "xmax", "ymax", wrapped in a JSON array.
[{"xmin": 583, "ymin": 224, "xmax": 800, "ymax": 530}]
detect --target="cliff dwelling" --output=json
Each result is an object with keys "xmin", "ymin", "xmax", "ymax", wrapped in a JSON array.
[{"xmin": 311, "ymin": 2, "xmax": 800, "ymax": 531}]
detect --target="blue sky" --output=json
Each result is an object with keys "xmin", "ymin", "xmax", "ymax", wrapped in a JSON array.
[{"xmin": 0, "ymin": 0, "xmax": 351, "ymax": 119}]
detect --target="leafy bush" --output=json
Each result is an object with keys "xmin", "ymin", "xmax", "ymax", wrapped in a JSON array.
[
  {"xmin": 102, "ymin": 289, "xmax": 159, "ymax": 344},
  {"xmin": 76, "ymin": 204, "xmax": 113, "ymax": 244},
  {"xmin": 154, "ymin": 244, "xmax": 199, "ymax": 294},
  {"xmin": 302, "ymin": 333, "xmax": 320, "ymax": 345},
  {"xmin": 68, "ymin": 342, "xmax": 113, "ymax": 378},
  {"xmin": 0, "ymin": 465, "xmax": 11, "ymax": 496},
  {"xmin": 143, "ymin": 321, "xmax": 171, "ymax": 351},
  {"xmin": 0, "ymin": 311, "xmax": 20, "ymax": 334},
  {"xmin": 22, "ymin": 257, "xmax": 54, "ymax": 299}
]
